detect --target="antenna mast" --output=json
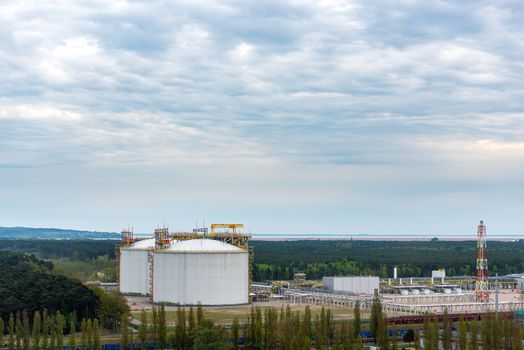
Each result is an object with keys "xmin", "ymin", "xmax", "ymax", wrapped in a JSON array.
[{"xmin": 475, "ymin": 220, "xmax": 489, "ymax": 302}]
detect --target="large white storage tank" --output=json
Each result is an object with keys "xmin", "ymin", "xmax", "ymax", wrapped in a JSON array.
[
  {"xmin": 119, "ymin": 238, "xmax": 155, "ymax": 295},
  {"xmin": 153, "ymin": 239, "xmax": 249, "ymax": 305}
]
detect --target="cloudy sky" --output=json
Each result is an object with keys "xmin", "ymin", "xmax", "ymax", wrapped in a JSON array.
[{"xmin": 1, "ymin": 1, "xmax": 523, "ymax": 235}]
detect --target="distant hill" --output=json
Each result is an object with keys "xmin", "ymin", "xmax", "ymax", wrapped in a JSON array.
[{"xmin": 0, "ymin": 226, "xmax": 119, "ymax": 239}]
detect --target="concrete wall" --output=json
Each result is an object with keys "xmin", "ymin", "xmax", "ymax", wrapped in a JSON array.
[{"xmin": 322, "ymin": 276, "xmax": 379, "ymax": 295}]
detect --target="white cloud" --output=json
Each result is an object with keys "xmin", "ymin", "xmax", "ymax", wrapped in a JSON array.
[{"xmin": 0, "ymin": 0, "xmax": 523, "ymax": 233}]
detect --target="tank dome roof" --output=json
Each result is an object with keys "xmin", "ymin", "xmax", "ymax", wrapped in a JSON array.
[{"xmin": 164, "ymin": 238, "xmax": 243, "ymax": 252}]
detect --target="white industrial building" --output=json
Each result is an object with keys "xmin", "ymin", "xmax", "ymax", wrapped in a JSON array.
[
  {"xmin": 119, "ymin": 238, "xmax": 155, "ymax": 295},
  {"xmin": 432, "ymin": 269, "xmax": 446, "ymax": 278},
  {"xmin": 153, "ymin": 239, "xmax": 249, "ymax": 305},
  {"xmin": 322, "ymin": 276, "xmax": 379, "ymax": 295}
]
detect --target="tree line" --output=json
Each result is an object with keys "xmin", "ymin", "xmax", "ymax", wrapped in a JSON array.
[
  {"xmin": 2, "ymin": 299, "xmax": 522, "ymax": 349},
  {"xmin": 251, "ymin": 239, "xmax": 524, "ymax": 280},
  {"xmin": 3, "ymin": 239, "xmax": 524, "ymax": 283}
]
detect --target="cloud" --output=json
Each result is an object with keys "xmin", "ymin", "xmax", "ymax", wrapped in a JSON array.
[{"xmin": 0, "ymin": 0, "xmax": 523, "ymax": 233}]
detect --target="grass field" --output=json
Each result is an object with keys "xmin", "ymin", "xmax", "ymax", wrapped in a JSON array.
[{"xmin": 130, "ymin": 302, "xmax": 370, "ymax": 326}]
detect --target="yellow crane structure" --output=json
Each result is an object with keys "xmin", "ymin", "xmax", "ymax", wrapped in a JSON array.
[{"xmin": 210, "ymin": 223, "xmax": 245, "ymax": 235}]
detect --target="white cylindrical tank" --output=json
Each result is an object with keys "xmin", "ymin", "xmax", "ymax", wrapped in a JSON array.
[
  {"xmin": 153, "ymin": 239, "xmax": 249, "ymax": 305},
  {"xmin": 119, "ymin": 238, "xmax": 155, "ymax": 295}
]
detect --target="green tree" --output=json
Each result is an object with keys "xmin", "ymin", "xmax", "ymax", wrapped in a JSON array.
[
  {"xmin": 68, "ymin": 317, "xmax": 76, "ymax": 350},
  {"xmin": 120, "ymin": 314, "xmax": 130, "ymax": 350},
  {"xmin": 32, "ymin": 311, "xmax": 42, "ymax": 350},
  {"xmin": 8, "ymin": 313, "xmax": 15, "ymax": 350},
  {"xmin": 80, "ymin": 319, "xmax": 86, "ymax": 350},
  {"xmin": 303, "ymin": 305, "xmax": 312, "ymax": 340},
  {"xmin": 254, "ymin": 307, "xmax": 263, "ymax": 348},
  {"xmin": 193, "ymin": 321, "xmax": 227, "ymax": 350},
  {"xmin": 196, "ymin": 303, "xmax": 204, "ymax": 327},
  {"xmin": 42, "ymin": 310, "xmax": 49, "ymax": 350},
  {"xmin": 442, "ymin": 309, "xmax": 452, "ymax": 350},
  {"xmin": 263, "ymin": 308, "xmax": 277, "ymax": 350},
  {"xmin": 0, "ymin": 315, "xmax": 4, "ymax": 349},
  {"xmin": 414, "ymin": 329, "xmax": 420, "ymax": 350},
  {"xmin": 93, "ymin": 319, "xmax": 100, "ymax": 350},
  {"xmin": 174, "ymin": 306, "xmax": 186, "ymax": 350},
  {"xmin": 458, "ymin": 316, "xmax": 467, "ymax": 350},
  {"xmin": 15, "ymin": 312, "xmax": 22, "ymax": 350},
  {"xmin": 481, "ymin": 316, "xmax": 491, "ymax": 350},
  {"xmin": 370, "ymin": 292, "xmax": 383, "ymax": 342},
  {"xmin": 92, "ymin": 289, "xmax": 129, "ymax": 332},
  {"xmin": 48, "ymin": 313, "xmax": 55, "ymax": 350},
  {"xmin": 55, "ymin": 312, "xmax": 64, "ymax": 350},
  {"xmin": 157, "ymin": 304, "xmax": 167, "ymax": 350},
  {"xmin": 470, "ymin": 318, "xmax": 479, "ymax": 350},
  {"xmin": 150, "ymin": 306, "xmax": 158, "ymax": 344},
  {"xmin": 86, "ymin": 320, "xmax": 93, "ymax": 350},
  {"xmin": 512, "ymin": 321, "xmax": 522, "ymax": 350},
  {"xmin": 353, "ymin": 300, "xmax": 361, "ymax": 340},
  {"xmin": 22, "ymin": 311, "xmax": 30, "ymax": 350},
  {"xmin": 187, "ymin": 306, "xmax": 195, "ymax": 348},
  {"xmin": 138, "ymin": 309, "xmax": 148, "ymax": 350},
  {"xmin": 231, "ymin": 316, "xmax": 239, "ymax": 350}
]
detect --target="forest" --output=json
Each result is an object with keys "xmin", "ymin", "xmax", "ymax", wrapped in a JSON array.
[
  {"xmin": 1, "ymin": 238, "xmax": 524, "ymax": 282},
  {"xmin": 0, "ymin": 252, "xmax": 100, "ymax": 321},
  {"xmin": 250, "ymin": 239, "xmax": 524, "ymax": 280}
]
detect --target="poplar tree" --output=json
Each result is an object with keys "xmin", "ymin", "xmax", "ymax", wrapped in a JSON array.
[
  {"xmin": 157, "ymin": 304, "xmax": 167, "ymax": 350},
  {"xmin": 68, "ymin": 317, "xmax": 76, "ymax": 350},
  {"xmin": 492, "ymin": 315, "xmax": 502, "ymax": 350},
  {"xmin": 93, "ymin": 319, "xmax": 100, "ymax": 350},
  {"xmin": 22, "ymin": 311, "xmax": 30, "ymax": 350},
  {"xmin": 120, "ymin": 314, "xmax": 129, "ymax": 350},
  {"xmin": 422, "ymin": 314, "xmax": 431, "ymax": 350},
  {"xmin": 470, "ymin": 318, "xmax": 479, "ymax": 350},
  {"xmin": 187, "ymin": 306, "xmax": 195, "ymax": 348},
  {"xmin": 32, "ymin": 311, "xmax": 42, "ymax": 350},
  {"xmin": 15, "ymin": 312, "xmax": 22, "ymax": 350},
  {"xmin": 138, "ymin": 310, "xmax": 148, "ymax": 350},
  {"xmin": 413, "ymin": 329, "xmax": 420, "ymax": 350},
  {"xmin": 8, "ymin": 313, "xmax": 15, "ymax": 350},
  {"xmin": 174, "ymin": 306, "xmax": 186, "ymax": 350},
  {"xmin": 80, "ymin": 319, "xmax": 86, "ymax": 350},
  {"xmin": 149, "ymin": 305, "xmax": 158, "ymax": 343},
  {"xmin": 196, "ymin": 303, "xmax": 204, "ymax": 327},
  {"xmin": 42, "ymin": 310, "xmax": 49, "ymax": 350},
  {"xmin": 458, "ymin": 316, "xmax": 468, "ymax": 350},
  {"xmin": 0, "ymin": 315, "xmax": 4, "ymax": 349},
  {"xmin": 231, "ymin": 317, "xmax": 239, "ymax": 350},
  {"xmin": 513, "ymin": 321, "xmax": 522, "ymax": 350},
  {"xmin": 302, "ymin": 305, "xmax": 312, "ymax": 340},
  {"xmin": 254, "ymin": 307, "xmax": 263, "ymax": 348},
  {"xmin": 431, "ymin": 317, "xmax": 439, "ymax": 350},
  {"xmin": 442, "ymin": 309, "xmax": 452, "ymax": 350},
  {"xmin": 86, "ymin": 320, "xmax": 93, "ymax": 350},
  {"xmin": 481, "ymin": 316, "xmax": 491, "ymax": 350},
  {"xmin": 55, "ymin": 312, "xmax": 64, "ymax": 350},
  {"xmin": 353, "ymin": 300, "xmax": 362, "ymax": 340},
  {"xmin": 370, "ymin": 292, "xmax": 383, "ymax": 342},
  {"xmin": 48, "ymin": 314, "xmax": 55, "ymax": 350}
]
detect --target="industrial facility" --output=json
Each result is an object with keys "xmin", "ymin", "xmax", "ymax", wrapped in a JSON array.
[
  {"xmin": 253, "ymin": 220, "xmax": 523, "ymax": 317},
  {"xmin": 118, "ymin": 224, "xmax": 251, "ymax": 306}
]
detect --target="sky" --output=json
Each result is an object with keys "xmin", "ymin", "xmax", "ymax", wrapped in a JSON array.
[{"xmin": 1, "ymin": 0, "xmax": 523, "ymax": 236}]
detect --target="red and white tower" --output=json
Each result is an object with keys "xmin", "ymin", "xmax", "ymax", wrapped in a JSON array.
[{"xmin": 476, "ymin": 220, "xmax": 489, "ymax": 302}]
